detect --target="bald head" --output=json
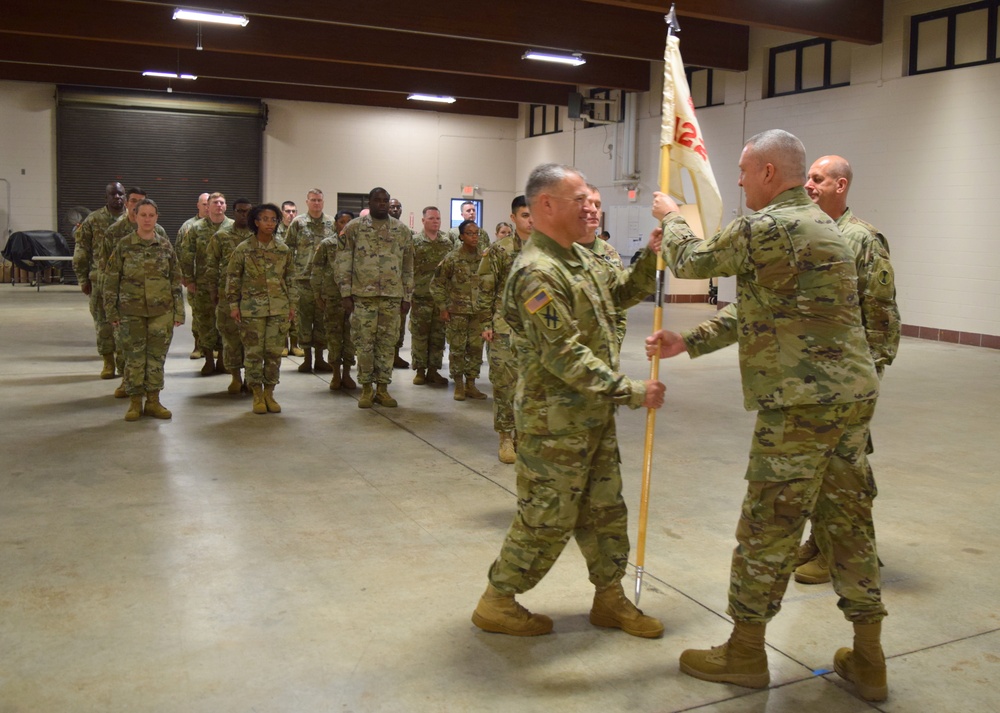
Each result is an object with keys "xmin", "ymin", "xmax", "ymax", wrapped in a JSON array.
[{"xmin": 804, "ymin": 155, "xmax": 853, "ymax": 220}]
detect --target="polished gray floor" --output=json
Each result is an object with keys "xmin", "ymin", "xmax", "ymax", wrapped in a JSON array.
[{"xmin": 2, "ymin": 285, "xmax": 998, "ymax": 712}]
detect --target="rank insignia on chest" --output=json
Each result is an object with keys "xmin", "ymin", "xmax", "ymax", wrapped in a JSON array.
[
  {"xmin": 540, "ymin": 304, "xmax": 560, "ymax": 330},
  {"xmin": 525, "ymin": 288, "xmax": 551, "ymax": 314}
]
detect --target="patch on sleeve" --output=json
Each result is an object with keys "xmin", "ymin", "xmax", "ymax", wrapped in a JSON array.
[{"xmin": 524, "ymin": 289, "xmax": 551, "ymax": 314}]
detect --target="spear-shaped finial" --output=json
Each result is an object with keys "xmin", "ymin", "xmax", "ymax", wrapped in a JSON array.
[{"xmin": 665, "ymin": 3, "xmax": 681, "ymax": 37}]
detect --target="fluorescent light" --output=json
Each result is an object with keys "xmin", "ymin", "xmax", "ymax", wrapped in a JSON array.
[
  {"xmin": 143, "ymin": 71, "xmax": 198, "ymax": 80},
  {"xmin": 407, "ymin": 94, "xmax": 456, "ymax": 104},
  {"xmin": 172, "ymin": 8, "xmax": 249, "ymax": 26},
  {"xmin": 522, "ymin": 50, "xmax": 586, "ymax": 67}
]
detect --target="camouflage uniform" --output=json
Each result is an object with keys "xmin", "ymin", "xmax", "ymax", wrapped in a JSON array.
[
  {"xmin": 179, "ymin": 216, "xmax": 234, "ymax": 353},
  {"xmin": 206, "ymin": 226, "xmax": 254, "ymax": 371},
  {"xmin": 486, "ymin": 231, "xmax": 656, "ymax": 595},
  {"xmin": 659, "ymin": 187, "xmax": 886, "ymax": 625},
  {"xmin": 72, "ymin": 206, "xmax": 125, "ymax": 357},
  {"xmin": 582, "ymin": 237, "xmax": 628, "ymax": 347},
  {"xmin": 335, "ymin": 215, "xmax": 414, "ymax": 385},
  {"xmin": 103, "ymin": 232, "xmax": 184, "ymax": 396},
  {"xmin": 477, "ymin": 233, "xmax": 523, "ymax": 431},
  {"xmin": 176, "ymin": 215, "xmax": 201, "ymax": 339},
  {"xmin": 430, "ymin": 247, "xmax": 486, "ymax": 380},
  {"xmin": 310, "ymin": 236, "xmax": 355, "ymax": 367},
  {"xmin": 448, "ymin": 225, "xmax": 491, "ymax": 254},
  {"xmin": 410, "ymin": 230, "xmax": 456, "ymax": 370},
  {"xmin": 285, "ymin": 212, "xmax": 337, "ymax": 350},
  {"xmin": 225, "ymin": 236, "xmax": 297, "ymax": 386}
]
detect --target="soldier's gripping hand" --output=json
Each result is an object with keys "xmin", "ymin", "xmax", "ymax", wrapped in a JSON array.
[
  {"xmin": 646, "ymin": 329, "xmax": 688, "ymax": 359},
  {"xmin": 342, "ymin": 296, "xmax": 354, "ymax": 315},
  {"xmin": 643, "ymin": 380, "xmax": 666, "ymax": 409},
  {"xmin": 651, "ymin": 191, "xmax": 680, "ymax": 220},
  {"xmin": 647, "ymin": 227, "xmax": 663, "ymax": 254}
]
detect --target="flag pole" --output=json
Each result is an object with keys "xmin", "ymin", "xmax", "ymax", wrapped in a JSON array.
[{"xmin": 635, "ymin": 4, "xmax": 680, "ymax": 606}]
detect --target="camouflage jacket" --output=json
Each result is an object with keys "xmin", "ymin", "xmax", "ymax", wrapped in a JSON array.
[
  {"xmin": 72, "ymin": 206, "xmax": 126, "ymax": 288},
  {"xmin": 335, "ymin": 215, "xmax": 414, "ymax": 301},
  {"xmin": 660, "ymin": 187, "xmax": 880, "ymax": 411},
  {"xmin": 285, "ymin": 212, "xmax": 337, "ymax": 283},
  {"xmin": 179, "ymin": 216, "xmax": 234, "ymax": 286},
  {"xmin": 476, "ymin": 232, "xmax": 523, "ymax": 334},
  {"xmin": 412, "ymin": 230, "xmax": 457, "ymax": 298},
  {"xmin": 502, "ymin": 231, "xmax": 656, "ymax": 436},
  {"xmin": 101, "ymin": 216, "xmax": 168, "ymax": 281},
  {"xmin": 430, "ymin": 246, "xmax": 485, "ymax": 316},
  {"xmin": 309, "ymin": 236, "xmax": 343, "ymax": 303},
  {"xmin": 176, "ymin": 214, "xmax": 200, "ymax": 247},
  {"xmin": 448, "ymin": 225, "xmax": 491, "ymax": 255},
  {"xmin": 103, "ymin": 232, "xmax": 184, "ymax": 324},
  {"xmin": 226, "ymin": 237, "xmax": 297, "ymax": 318},
  {"xmin": 205, "ymin": 225, "xmax": 254, "ymax": 296},
  {"xmin": 582, "ymin": 237, "xmax": 627, "ymax": 346}
]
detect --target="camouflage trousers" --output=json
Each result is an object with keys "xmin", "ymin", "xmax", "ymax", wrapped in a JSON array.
[
  {"xmin": 488, "ymin": 420, "xmax": 628, "ymax": 594},
  {"xmin": 487, "ymin": 331, "xmax": 516, "ymax": 433},
  {"xmin": 186, "ymin": 288, "xmax": 198, "ymax": 344},
  {"xmin": 397, "ymin": 307, "xmax": 408, "ymax": 351},
  {"xmin": 729, "ymin": 399, "xmax": 886, "ymax": 625},
  {"xmin": 408, "ymin": 296, "xmax": 446, "ymax": 370},
  {"xmin": 322, "ymin": 294, "xmax": 355, "ymax": 367},
  {"xmin": 118, "ymin": 312, "xmax": 175, "ymax": 396},
  {"xmin": 445, "ymin": 313, "xmax": 483, "ymax": 380},
  {"xmin": 215, "ymin": 303, "xmax": 244, "ymax": 371},
  {"xmin": 88, "ymin": 276, "xmax": 114, "ymax": 356},
  {"xmin": 351, "ymin": 296, "xmax": 400, "ymax": 385},
  {"xmin": 239, "ymin": 314, "xmax": 290, "ymax": 386},
  {"xmin": 190, "ymin": 285, "xmax": 218, "ymax": 351},
  {"xmin": 296, "ymin": 281, "xmax": 326, "ymax": 348}
]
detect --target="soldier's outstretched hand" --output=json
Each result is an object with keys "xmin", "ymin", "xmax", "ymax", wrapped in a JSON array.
[
  {"xmin": 646, "ymin": 329, "xmax": 688, "ymax": 359},
  {"xmin": 643, "ymin": 380, "xmax": 666, "ymax": 409}
]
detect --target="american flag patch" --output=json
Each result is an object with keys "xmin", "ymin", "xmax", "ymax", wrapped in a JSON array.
[{"xmin": 524, "ymin": 289, "xmax": 551, "ymax": 314}]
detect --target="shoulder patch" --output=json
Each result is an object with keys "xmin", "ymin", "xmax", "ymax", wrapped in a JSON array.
[{"xmin": 524, "ymin": 289, "xmax": 552, "ymax": 314}]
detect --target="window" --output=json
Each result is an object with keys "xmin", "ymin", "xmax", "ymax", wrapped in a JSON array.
[
  {"xmin": 767, "ymin": 38, "xmax": 850, "ymax": 98},
  {"xmin": 686, "ymin": 68, "xmax": 725, "ymax": 108},
  {"xmin": 909, "ymin": 0, "xmax": 999, "ymax": 75},
  {"xmin": 528, "ymin": 104, "xmax": 561, "ymax": 137}
]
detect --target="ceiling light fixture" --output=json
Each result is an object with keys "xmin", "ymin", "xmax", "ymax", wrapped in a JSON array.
[
  {"xmin": 172, "ymin": 8, "xmax": 249, "ymax": 26},
  {"xmin": 407, "ymin": 94, "xmax": 457, "ymax": 104},
  {"xmin": 522, "ymin": 50, "xmax": 586, "ymax": 67},
  {"xmin": 143, "ymin": 71, "xmax": 198, "ymax": 80}
]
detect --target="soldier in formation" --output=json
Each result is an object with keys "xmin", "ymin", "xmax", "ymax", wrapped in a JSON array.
[
  {"xmin": 409, "ymin": 206, "xmax": 455, "ymax": 387},
  {"xmin": 310, "ymin": 210, "xmax": 357, "ymax": 391},
  {"xmin": 388, "ymin": 197, "xmax": 412, "ymax": 369}
]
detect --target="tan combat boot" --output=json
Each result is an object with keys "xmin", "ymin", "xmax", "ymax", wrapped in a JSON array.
[
  {"xmin": 794, "ymin": 532, "xmax": 820, "ymax": 567},
  {"xmin": 427, "ymin": 368, "xmax": 448, "ymax": 385},
  {"xmin": 590, "ymin": 582, "xmax": 664, "ymax": 638},
  {"xmin": 215, "ymin": 348, "xmax": 226, "ymax": 374},
  {"xmin": 465, "ymin": 378, "xmax": 487, "ymax": 399},
  {"xmin": 114, "ymin": 379, "xmax": 128, "ymax": 398},
  {"xmin": 453, "ymin": 379, "xmax": 466, "ymax": 401},
  {"xmin": 200, "ymin": 350, "xmax": 215, "ymax": 376},
  {"xmin": 374, "ymin": 384, "xmax": 398, "ymax": 407},
  {"xmin": 281, "ymin": 338, "xmax": 289, "ymax": 357},
  {"xmin": 289, "ymin": 337, "xmax": 305, "ymax": 357},
  {"xmin": 498, "ymin": 432, "xmax": 516, "ymax": 464},
  {"xmin": 297, "ymin": 347, "xmax": 313, "ymax": 373},
  {"xmin": 263, "ymin": 385, "xmax": 281, "ymax": 413},
  {"xmin": 124, "ymin": 394, "xmax": 143, "ymax": 422},
  {"xmin": 189, "ymin": 345, "xmax": 202, "ymax": 359},
  {"xmin": 100, "ymin": 354, "xmax": 116, "ymax": 379},
  {"xmin": 794, "ymin": 551, "xmax": 831, "ymax": 584},
  {"xmin": 679, "ymin": 621, "xmax": 770, "ymax": 689},
  {"xmin": 413, "ymin": 368, "xmax": 427, "ymax": 385},
  {"xmin": 472, "ymin": 584, "xmax": 553, "ymax": 636},
  {"xmin": 358, "ymin": 384, "xmax": 374, "ymax": 409},
  {"xmin": 341, "ymin": 364, "xmax": 357, "ymax": 390},
  {"xmin": 835, "ymin": 622, "xmax": 887, "ymax": 701},
  {"xmin": 227, "ymin": 369, "xmax": 243, "ymax": 394},
  {"xmin": 143, "ymin": 390, "xmax": 172, "ymax": 419},
  {"xmin": 329, "ymin": 364, "xmax": 342, "ymax": 390},
  {"xmin": 251, "ymin": 385, "xmax": 267, "ymax": 414},
  {"xmin": 314, "ymin": 349, "xmax": 333, "ymax": 373}
]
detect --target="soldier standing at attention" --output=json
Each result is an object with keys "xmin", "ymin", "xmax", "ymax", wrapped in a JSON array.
[
  {"xmin": 226, "ymin": 203, "xmax": 297, "ymax": 415},
  {"xmin": 430, "ymin": 219, "xmax": 488, "ymax": 402},
  {"xmin": 579, "ymin": 185, "xmax": 626, "ymax": 348},
  {"xmin": 104, "ymin": 199, "xmax": 184, "ymax": 422},
  {"xmin": 310, "ymin": 210, "xmax": 357, "ymax": 391},
  {"xmin": 72, "ymin": 181, "xmax": 126, "ymax": 379},
  {"xmin": 448, "ymin": 200, "xmax": 491, "ymax": 254},
  {"xmin": 472, "ymin": 163, "xmax": 665, "ymax": 639},
  {"xmin": 410, "ymin": 206, "xmax": 456, "ymax": 387},
  {"xmin": 285, "ymin": 189, "xmax": 335, "ymax": 374},
  {"xmin": 180, "ymin": 192, "xmax": 233, "ymax": 377},
  {"xmin": 206, "ymin": 198, "xmax": 254, "ymax": 395},
  {"xmin": 335, "ymin": 187, "xmax": 414, "ymax": 409},
  {"xmin": 388, "ymin": 197, "xmax": 412, "ymax": 369},
  {"xmin": 176, "ymin": 193, "xmax": 210, "ymax": 359},
  {"xmin": 646, "ymin": 130, "xmax": 887, "ymax": 701},
  {"xmin": 277, "ymin": 200, "xmax": 303, "ymax": 357},
  {"xmin": 477, "ymin": 195, "xmax": 532, "ymax": 463}
]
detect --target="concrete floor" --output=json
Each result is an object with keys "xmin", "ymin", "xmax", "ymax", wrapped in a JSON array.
[{"xmin": 2, "ymin": 284, "xmax": 999, "ymax": 713}]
